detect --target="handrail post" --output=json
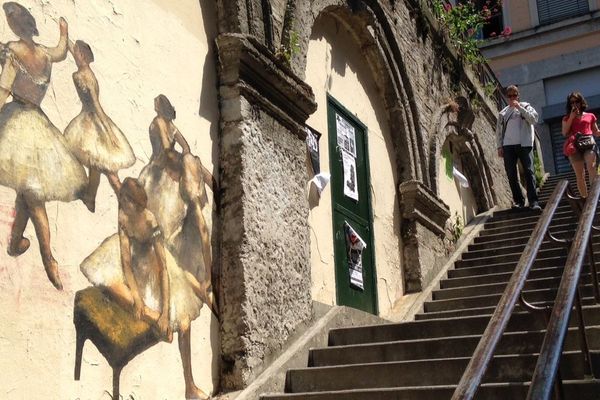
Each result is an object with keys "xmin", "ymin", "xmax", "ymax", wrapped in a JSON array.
[
  {"xmin": 553, "ymin": 366, "xmax": 565, "ymax": 400},
  {"xmin": 574, "ymin": 284, "xmax": 593, "ymax": 377},
  {"xmin": 586, "ymin": 238, "xmax": 600, "ymax": 303}
]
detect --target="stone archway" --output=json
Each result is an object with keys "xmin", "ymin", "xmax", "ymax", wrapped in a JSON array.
[
  {"xmin": 428, "ymin": 96, "xmax": 495, "ymax": 213},
  {"xmin": 298, "ymin": 0, "xmax": 425, "ymax": 184}
]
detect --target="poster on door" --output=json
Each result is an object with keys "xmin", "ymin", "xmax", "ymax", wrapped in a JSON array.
[
  {"xmin": 336, "ymin": 113, "xmax": 356, "ymax": 157},
  {"xmin": 342, "ymin": 151, "xmax": 358, "ymax": 201},
  {"xmin": 344, "ymin": 222, "xmax": 366, "ymax": 290}
]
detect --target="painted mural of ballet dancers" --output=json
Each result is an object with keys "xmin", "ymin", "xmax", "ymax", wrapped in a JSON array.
[
  {"xmin": 64, "ymin": 40, "xmax": 135, "ymax": 212},
  {"xmin": 80, "ymin": 178, "xmax": 212, "ymax": 399},
  {"xmin": 139, "ymin": 95, "xmax": 218, "ymax": 316},
  {"xmin": 0, "ymin": 3, "xmax": 86, "ymax": 290}
]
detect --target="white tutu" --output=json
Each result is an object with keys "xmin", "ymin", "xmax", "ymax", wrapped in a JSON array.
[
  {"xmin": 64, "ymin": 111, "xmax": 135, "ymax": 171},
  {"xmin": 80, "ymin": 233, "xmax": 203, "ymax": 332},
  {"xmin": 0, "ymin": 101, "xmax": 86, "ymax": 201},
  {"xmin": 139, "ymin": 159, "xmax": 209, "ymax": 279}
]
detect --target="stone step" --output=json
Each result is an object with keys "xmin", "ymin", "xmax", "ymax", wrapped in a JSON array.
[
  {"xmin": 454, "ymin": 247, "xmax": 566, "ymax": 269},
  {"xmin": 478, "ymin": 215, "xmax": 576, "ymax": 237},
  {"xmin": 467, "ymin": 231, "xmax": 580, "ymax": 251},
  {"xmin": 423, "ymin": 286, "xmax": 598, "ymax": 313},
  {"xmin": 310, "ymin": 326, "xmax": 600, "ymax": 367},
  {"xmin": 260, "ymin": 380, "xmax": 600, "ymax": 400},
  {"xmin": 447, "ymin": 256, "xmax": 567, "ymax": 278},
  {"xmin": 283, "ymin": 352, "xmax": 590, "ymax": 392},
  {"xmin": 484, "ymin": 209, "xmax": 576, "ymax": 228},
  {"xmin": 415, "ymin": 305, "xmax": 520, "ymax": 320},
  {"xmin": 328, "ymin": 306, "xmax": 600, "ymax": 345},
  {"xmin": 432, "ymin": 275, "xmax": 569, "ymax": 300},
  {"xmin": 488, "ymin": 202, "xmax": 576, "ymax": 222},
  {"xmin": 473, "ymin": 225, "xmax": 575, "ymax": 244},
  {"xmin": 461, "ymin": 240, "xmax": 579, "ymax": 260},
  {"xmin": 441, "ymin": 267, "xmax": 565, "ymax": 288}
]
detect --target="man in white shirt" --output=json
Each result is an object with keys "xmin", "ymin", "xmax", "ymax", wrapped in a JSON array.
[{"xmin": 496, "ymin": 85, "xmax": 541, "ymax": 211}]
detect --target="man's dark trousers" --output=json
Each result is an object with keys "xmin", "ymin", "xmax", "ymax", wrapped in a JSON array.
[{"xmin": 502, "ymin": 144, "xmax": 538, "ymax": 206}]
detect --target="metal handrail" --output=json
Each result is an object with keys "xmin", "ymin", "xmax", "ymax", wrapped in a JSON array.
[
  {"xmin": 451, "ymin": 180, "xmax": 569, "ymax": 400},
  {"xmin": 526, "ymin": 178, "xmax": 600, "ymax": 399}
]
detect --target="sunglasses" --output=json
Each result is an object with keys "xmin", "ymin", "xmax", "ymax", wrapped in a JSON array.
[
  {"xmin": 507, "ymin": 93, "xmax": 518, "ymax": 98},
  {"xmin": 570, "ymin": 100, "xmax": 580, "ymax": 104}
]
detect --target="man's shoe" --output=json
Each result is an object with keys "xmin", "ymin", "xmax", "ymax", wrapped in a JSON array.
[
  {"xmin": 530, "ymin": 202, "xmax": 542, "ymax": 211},
  {"xmin": 511, "ymin": 203, "xmax": 525, "ymax": 210}
]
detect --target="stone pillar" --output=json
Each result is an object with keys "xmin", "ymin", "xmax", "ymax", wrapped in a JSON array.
[
  {"xmin": 399, "ymin": 180, "xmax": 451, "ymax": 292},
  {"xmin": 216, "ymin": 33, "xmax": 317, "ymax": 389}
]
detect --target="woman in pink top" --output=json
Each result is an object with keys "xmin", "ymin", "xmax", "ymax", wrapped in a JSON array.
[{"xmin": 562, "ymin": 92, "xmax": 600, "ymax": 198}]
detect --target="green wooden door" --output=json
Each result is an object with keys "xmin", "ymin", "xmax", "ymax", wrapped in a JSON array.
[{"xmin": 327, "ymin": 96, "xmax": 378, "ymax": 314}]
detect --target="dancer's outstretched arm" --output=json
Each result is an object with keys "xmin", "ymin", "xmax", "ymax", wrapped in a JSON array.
[
  {"xmin": 46, "ymin": 17, "xmax": 68, "ymax": 62},
  {"xmin": 172, "ymin": 125, "xmax": 191, "ymax": 154}
]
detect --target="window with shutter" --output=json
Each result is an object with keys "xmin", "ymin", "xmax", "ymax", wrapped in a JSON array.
[{"xmin": 536, "ymin": 0, "xmax": 589, "ymax": 25}]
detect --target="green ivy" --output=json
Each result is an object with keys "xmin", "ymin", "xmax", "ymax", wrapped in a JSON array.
[
  {"xmin": 451, "ymin": 211, "xmax": 464, "ymax": 243},
  {"xmin": 431, "ymin": 0, "xmax": 506, "ymax": 65},
  {"xmin": 277, "ymin": 30, "xmax": 300, "ymax": 65}
]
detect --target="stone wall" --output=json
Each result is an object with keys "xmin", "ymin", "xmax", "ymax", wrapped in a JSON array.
[
  {"xmin": 215, "ymin": 0, "xmax": 511, "ymax": 390},
  {"xmin": 216, "ymin": 34, "xmax": 316, "ymax": 388}
]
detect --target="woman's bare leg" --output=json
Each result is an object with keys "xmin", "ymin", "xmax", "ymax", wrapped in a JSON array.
[
  {"xmin": 105, "ymin": 172, "xmax": 122, "ymax": 195},
  {"xmin": 184, "ymin": 271, "xmax": 218, "ymax": 318},
  {"xmin": 83, "ymin": 168, "xmax": 101, "ymax": 212},
  {"xmin": 180, "ymin": 154, "xmax": 217, "ymax": 317},
  {"xmin": 584, "ymin": 150, "xmax": 597, "ymax": 187},
  {"xmin": 106, "ymin": 282, "xmax": 161, "ymax": 324},
  {"xmin": 190, "ymin": 203, "xmax": 212, "ymax": 285},
  {"xmin": 570, "ymin": 157, "xmax": 587, "ymax": 198},
  {"xmin": 27, "ymin": 199, "xmax": 62, "ymax": 290},
  {"xmin": 8, "ymin": 193, "xmax": 30, "ymax": 256},
  {"xmin": 178, "ymin": 327, "xmax": 209, "ymax": 400}
]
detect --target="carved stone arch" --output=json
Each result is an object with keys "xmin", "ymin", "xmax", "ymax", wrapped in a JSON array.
[
  {"xmin": 294, "ymin": 0, "xmax": 426, "ymax": 183},
  {"xmin": 428, "ymin": 96, "xmax": 495, "ymax": 213}
]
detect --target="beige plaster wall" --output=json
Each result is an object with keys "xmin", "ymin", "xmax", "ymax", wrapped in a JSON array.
[
  {"xmin": 0, "ymin": 0, "xmax": 220, "ymax": 398},
  {"xmin": 489, "ymin": 30, "xmax": 600, "ymax": 71},
  {"xmin": 437, "ymin": 142, "xmax": 477, "ymax": 225},
  {"xmin": 507, "ymin": 0, "xmax": 533, "ymax": 33},
  {"xmin": 305, "ymin": 14, "xmax": 403, "ymax": 316}
]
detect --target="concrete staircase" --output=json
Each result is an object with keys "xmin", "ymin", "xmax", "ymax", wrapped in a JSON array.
[{"xmin": 260, "ymin": 173, "xmax": 600, "ymax": 399}]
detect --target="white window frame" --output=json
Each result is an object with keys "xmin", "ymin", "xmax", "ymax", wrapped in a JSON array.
[{"xmin": 528, "ymin": 0, "xmax": 540, "ymax": 27}]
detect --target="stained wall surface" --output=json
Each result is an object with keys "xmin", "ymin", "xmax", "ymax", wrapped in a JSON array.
[{"xmin": 0, "ymin": 0, "xmax": 220, "ymax": 398}]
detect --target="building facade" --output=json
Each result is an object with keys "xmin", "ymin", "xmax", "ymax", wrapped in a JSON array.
[
  {"xmin": 480, "ymin": 0, "xmax": 600, "ymax": 174},
  {"xmin": 0, "ymin": 0, "xmax": 511, "ymax": 398}
]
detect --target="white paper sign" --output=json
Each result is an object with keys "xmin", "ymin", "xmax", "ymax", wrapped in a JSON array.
[
  {"xmin": 345, "ymin": 222, "xmax": 367, "ymax": 291},
  {"xmin": 342, "ymin": 151, "xmax": 358, "ymax": 201},
  {"xmin": 336, "ymin": 113, "xmax": 356, "ymax": 157},
  {"xmin": 452, "ymin": 166, "xmax": 470, "ymax": 188},
  {"xmin": 310, "ymin": 172, "xmax": 331, "ymax": 196}
]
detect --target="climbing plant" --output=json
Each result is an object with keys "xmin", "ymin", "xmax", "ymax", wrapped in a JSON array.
[
  {"xmin": 431, "ymin": 0, "xmax": 509, "ymax": 64},
  {"xmin": 450, "ymin": 211, "xmax": 464, "ymax": 243}
]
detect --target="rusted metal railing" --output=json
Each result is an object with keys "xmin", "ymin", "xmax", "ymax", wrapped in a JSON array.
[
  {"xmin": 526, "ymin": 178, "xmax": 600, "ymax": 400},
  {"xmin": 451, "ymin": 180, "xmax": 569, "ymax": 400}
]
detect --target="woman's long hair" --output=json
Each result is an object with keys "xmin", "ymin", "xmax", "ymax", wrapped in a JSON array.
[{"xmin": 565, "ymin": 92, "xmax": 588, "ymax": 116}]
